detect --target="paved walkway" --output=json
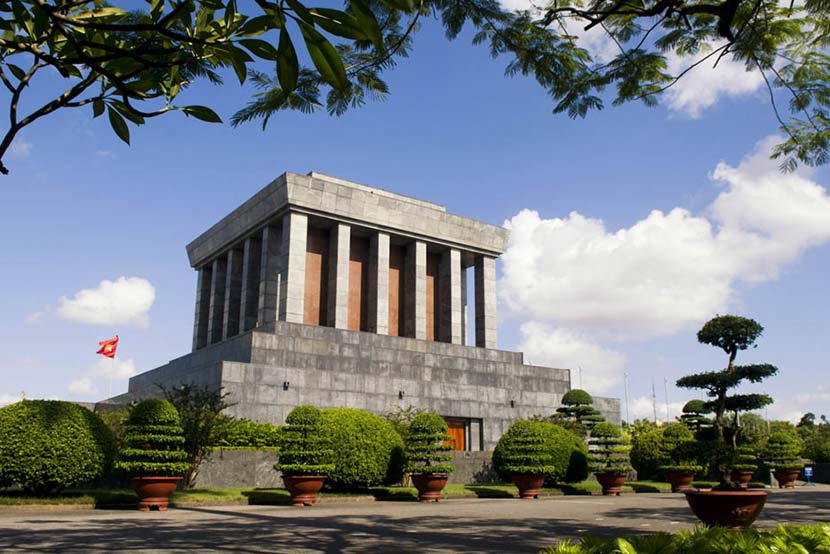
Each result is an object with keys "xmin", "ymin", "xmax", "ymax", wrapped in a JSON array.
[{"xmin": 1, "ymin": 487, "xmax": 829, "ymax": 553}]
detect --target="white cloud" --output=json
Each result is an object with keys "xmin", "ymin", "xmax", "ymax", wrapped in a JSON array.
[
  {"xmin": 24, "ymin": 311, "xmax": 45, "ymax": 324},
  {"xmin": 766, "ymin": 388, "xmax": 830, "ymax": 423},
  {"xmin": 519, "ymin": 322, "xmax": 626, "ymax": 394},
  {"xmin": 628, "ymin": 395, "xmax": 686, "ymax": 423},
  {"xmin": 57, "ymin": 277, "xmax": 155, "ymax": 327},
  {"xmin": 664, "ymin": 45, "xmax": 765, "ymax": 118},
  {"xmin": 0, "ymin": 393, "xmax": 22, "ymax": 407},
  {"xmin": 68, "ymin": 378, "xmax": 98, "ymax": 396},
  {"xmin": 501, "ymin": 135, "xmax": 830, "ymax": 388},
  {"xmin": 88, "ymin": 357, "xmax": 137, "ymax": 380},
  {"xmin": 8, "ymin": 140, "xmax": 32, "ymax": 159}
]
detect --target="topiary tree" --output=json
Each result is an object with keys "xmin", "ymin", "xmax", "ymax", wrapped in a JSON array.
[
  {"xmin": 494, "ymin": 421, "xmax": 589, "ymax": 484},
  {"xmin": 589, "ymin": 422, "xmax": 632, "ymax": 474},
  {"xmin": 676, "ymin": 315, "xmax": 778, "ymax": 488},
  {"xmin": 764, "ymin": 432, "xmax": 804, "ymax": 472},
  {"xmin": 660, "ymin": 423, "xmax": 703, "ymax": 477},
  {"xmin": 492, "ymin": 420, "xmax": 557, "ymax": 479},
  {"xmin": 404, "ymin": 412, "xmax": 455, "ymax": 476},
  {"xmin": 629, "ymin": 422, "xmax": 669, "ymax": 481},
  {"xmin": 680, "ymin": 400, "xmax": 712, "ymax": 433},
  {"xmin": 0, "ymin": 400, "xmax": 115, "ymax": 495},
  {"xmin": 320, "ymin": 407, "xmax": 403, "ymax": 490},
  {"xmin": 275, "ymin": 405, "xmax": 334, "ymax": 477},
  {"xmin": 115, "ymin": 399, "xmax": 190, "ymax": 478},
  {"xmin": 554, "ymin": 389, "xmax": 605, "ymax": 437}
]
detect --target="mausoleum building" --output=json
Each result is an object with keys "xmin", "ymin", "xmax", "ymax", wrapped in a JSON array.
[{"xmin": 116, "ymin": 172, "xmax": 619, "ymax": 449}]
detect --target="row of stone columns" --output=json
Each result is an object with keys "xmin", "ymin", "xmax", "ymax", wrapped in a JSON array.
[{"xmin": 193, "ymin": 211, "xmax": 498, "ymax": 350}]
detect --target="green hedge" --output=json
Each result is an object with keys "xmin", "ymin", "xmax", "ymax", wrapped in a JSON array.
[
  {"xmin": 115, "ymin": 399, "xmax": 190, "ymax": 477},
  {"xmin": 541, "ymin": 524, "xmax": 830, "ymax": 553},
  {"xmin": 320, "ymin": 407, "xmax": 404, "ymax": 490},
  {"xmin": 493, "ymin": 420, "xmax": 588, "ymax": 483},
  {"xmin": 0, "ymin": 400, "xmax": 116, "ymax": 495},
  {"xmin": 216, "ymin": 419, "xmax": 281, "ymax": 448},
  {"xmin": 630, "ymin": 425, "xmax": 668, "ymax": 481}
]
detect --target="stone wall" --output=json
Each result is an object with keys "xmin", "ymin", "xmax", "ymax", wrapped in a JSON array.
[{"xmin": 192, "ymin": 449, "xmax": 501, "ymax": 488}]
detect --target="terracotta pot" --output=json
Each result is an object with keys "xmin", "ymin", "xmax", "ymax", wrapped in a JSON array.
[
  {"xmin": 684, "ymin": 489, "xmax": 767, "ymax": 529},
  {"xmin": 511, "ymin": 474, "xmax": 546, "ymax": 499},
  {"xmin": 130, "ymin": 476, "xmax": 182, "ymax": 512},
  {"xmin": 730, "ymin": 470, "xmax": 754, "ymax": 489},
  {"xmin": 594, "ymin": 472, "xmax": 627, "ymax": 496},
  {"xmin": 773, "ymin": 469, "xmax": 801, "ymax": 489},
  {"xmin": 665, "ymin": 470, "xmax": 696, "ymax": 493},
  {"xmin": 411, "ymin": 473, "xmax": 449, "ymax": 502},
  {"xmin": 283, "ymin": 475, "xmax": 326, "ymax": 507}
]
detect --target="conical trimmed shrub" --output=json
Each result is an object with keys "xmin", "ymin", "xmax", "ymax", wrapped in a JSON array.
[
  {"xmin": 275, "ymin": 405, "xmax": 334, "ymax": 476},
  {"xmin": 405, "ymin": 413, "xmax": 454, "ymax": 475},
  {"xmin": 589, "ymin": 422, "xmax": 632, "ymax": 473},
  {"xmin": 492, "ymin": 420, "xmax": 557, "ymax": 478}
]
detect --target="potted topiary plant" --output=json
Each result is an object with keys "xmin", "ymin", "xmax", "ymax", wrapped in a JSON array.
[
  {"xmin": 589, "ymin": 422, "xmax": 632, "ymax": 496},
  {"xmin": 275, "ymin": 405, "xmax": 334, "ymax": 507},
  {"xmin": 676, "ymin": 315, "xmax": 778, "ymax": 528},
  {"xmin": 115, "ymin": 399, "xmax": 190, "ymax": 511},
  {"xmin": 554, "ymin": 389, "xmax": 605, "ymax": 438},
  {"xmin": 404, "ymin": 412, "xmax": 454, "ymax": 502},
  {"xmin": 730, "ymin": 445, "xmax": 758, "ymax": 489},
  {"xmin": 660, "ymin": 423, "xmax": 702, "ymax": 492},
  {"xmin": 764, "ymin": 432, "xmax": 804, "ymax": 488},
  {"xmin": 492, "ymin": 420, "xmax": 557, "ymax": 499}
]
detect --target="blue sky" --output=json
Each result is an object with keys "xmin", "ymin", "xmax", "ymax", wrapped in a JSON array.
[{"xmin": 1, "ymin": 16, "xmax": 828, "ymax": 423}]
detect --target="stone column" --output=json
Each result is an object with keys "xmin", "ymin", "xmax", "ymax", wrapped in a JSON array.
[
  {"xmin": 207, "ymin": 256, "xmax": 227, "ymax": 344},
  {"xmin": 461, "ymin": 265, "xmax": 468, "ymax": 346},
  {"xmin": 257, "ymin": 226, "xmax": 281, "ymax": 327},
  {"xmin": 439, "ymin": 249, "xmax": 463, "ymax": 344},
  {"xmin": 192, "ymin": 266, "xmax": 212, "ymax": 350},
  {"xmin": 326, "ymin": 223, "xmax": 351, "ymax": 329},
  {"xmin": 278, "ymin": 212, "xmax": 307, "ymax": 324},
  {"xmin": 222, "ymin": 248, "xmax": 244, "ymax": 340},
  {"xmin": 404, "ymin": 240, "xmax": 426, "ymax": 340},
  {"xmin": 474, "ymin": 255, "xmax": 497, "ymax": 349},
  {"xmin": 239, "ymin": 236, "xmax": 262, "ymax": 332},
  {"xmin": 367, "ymin": 232, "xmax": 390, "ymax": 335}
]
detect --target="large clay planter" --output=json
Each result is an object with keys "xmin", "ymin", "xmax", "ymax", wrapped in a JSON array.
[
  {"xmin": 684, "ymin": 489, "xmax": 767, "ymax": 529},
  {"xmin": 411, "ymin": 473, "xmax": 449, "ymax": 502},
  {"xmin": 730, "ymin": 470, "xmax": 754, "ymax": 489},
  {"xmin": 594, "ymin": 472, "xmax": 627, "ymax": 496},
  {"xmin": 283, "ymin": 475, "xmax": 326, "ymax": 507},
  {"xmin": 130, "ymin": 476, "xmax": 182, "ymax": 512},
  {"xmin": 773, "ymin": 469, "xmax": 801, "ymax": 489},
  {"xmin": 511, "ymin": 474, "xmax": 546, "ymax": 499},
  {"xmin": 665, "ymin": 471, "xmax": 696, "ymax": 493}
]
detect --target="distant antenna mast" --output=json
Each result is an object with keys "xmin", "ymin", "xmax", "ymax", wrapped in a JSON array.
[
  {"xmin": 578, "ymin": 366, "xmax": 583, "ymax": 389},
  {"xmin": 651, "ymin": 379, "xmax": 658, "ymax": 423},
  {"xmin": 623, "ymin": 372, "xmax": 631, "ymax": 424}
]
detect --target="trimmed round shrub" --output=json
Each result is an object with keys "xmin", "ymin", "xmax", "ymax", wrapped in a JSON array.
[
  {"xmin": 732, "ymin": 445, "xmax": 759, "ymax": 472},
  {"xmin": 660, "ymin": 423, "xmax": 702, "ymax": 475},
  {"xmin": 630, "ymin": 425, "xmax": 668, "ymax": 480},
  {"xmin": 491, "ymin": 420, "xmax": 556, "ymax": 478},
  {"xmin": 275, "ymin": 405, "xmax": 334, "ymax": 476},
  {"xmin": 320, "ymin": 407, "xmax": 405, "ymax": 490},
  {"xmin": 764, "ymin": 432, "xmax": 804, "ymax": 470},
  {"xmin": 115, "ymin": 399, "xmax": 190, "ymax": 477},
  {"xmin": 0, "ymin": 400, "xmax": 116, "ymax": 495},
  {"xmin": 493, "ymin": 421, "xmax": 589, "ymax": 483},
  {"xmin": 405, "ymin": 412, "xmax": 454, "ymax": 475},
  {"xmin": 589, "ymin": 422, "xmax": 632, "ymax": 473},
  {"xmin": 562, "ymin": 389, "xmax": 594, "ymax": 406}
]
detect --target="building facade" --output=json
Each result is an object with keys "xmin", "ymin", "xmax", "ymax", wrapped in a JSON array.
[{"xmin": 115, "ymin": 172, "xmax": 619, "ymax": 449}]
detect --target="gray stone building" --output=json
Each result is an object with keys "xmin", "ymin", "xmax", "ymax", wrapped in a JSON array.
[{"xmin": 113, "ymin": 172, "xmax": 619, "ymax": 449}]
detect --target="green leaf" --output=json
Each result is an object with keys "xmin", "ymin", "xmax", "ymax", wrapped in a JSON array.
[
  {"xmin": 239, "ymin": 38, "xmax": 280, "ymax": 61},
  {"xmin": 6, "ymin": 63, "xmax": 25, "ymax": 81},
  {"xmin": 107, "ymin": 107, "xmax": 130, "ymax": 145},
  {"xmin": 284, "ymin": 0, "xmax": 315, "ymax": 24},
  {"xmin": 349, "ymin": 0, "xmax": 384, "ymax": 51},
  {"xmin": 236, "ymin": 14, "xmax": 277, "ymax": 37},
  {"xmin": 92, "ymin": 99, "xmax": 104, "ymax": 118},
  {"xmin": 110, "ymin": 100, "xmax": 146, "ymax": 125},
  {"xmin": 181, "ymin": 105, "xmax": 223, "ymax": 123},
  {"xmin": 309, "ymin": 8, "xmax": 367, "ymax": 41},
  {"xmin": 299, "ymin": 21, "xmax": 348, "ymax": 91},
  {"xmin": 150, "ymin": 0, "xmax": 164, "ymax": 20},
  {"xmin": 276, "ymin": 28, "xmax": 299, "ymax": 92},
  {"xmin": 377, "ymin": 0, "xmax": 412, "ymax": 13}
]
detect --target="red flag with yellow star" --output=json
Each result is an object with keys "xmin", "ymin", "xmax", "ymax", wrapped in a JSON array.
[{"xmin": 96, "ymin": 336, "xmax": 119, "ymax": 359}]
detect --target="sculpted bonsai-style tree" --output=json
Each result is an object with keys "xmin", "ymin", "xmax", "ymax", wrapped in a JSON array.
[
  {"xmin": 680, "ymin": 400, "xmax": 712, "ymax": 433},
  {"xmin": 589, "ymin": 422, "xmax": 632, "ymax": 496},
  {"xmin": 764, "ymin": 432, "xmax": 804, "ymax": 488},
  {"xmin": 404, "ymin": 412, "xmax": 454, "ymax": 502},
  {"xmin": 275, "ymin": 405, "xmax": 334, "ymax": 507},
  {"xmin": 676, "ymin": 315, "xmax": 778, "ymax": 488},
  {"xmin": 553, "ymin": 389, "xmax": 604, "ymax": 437},
  {"xmin": 659, "ymin": 423, "xmax": 703, "ymax": 492}
]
